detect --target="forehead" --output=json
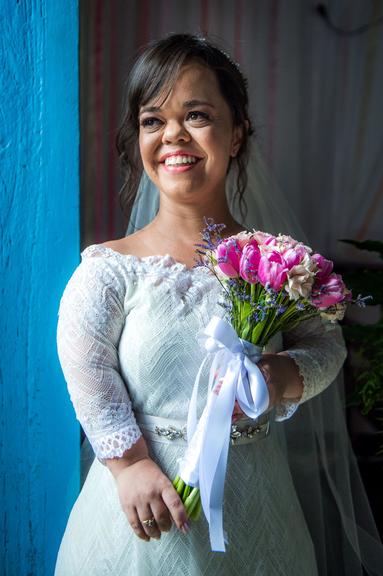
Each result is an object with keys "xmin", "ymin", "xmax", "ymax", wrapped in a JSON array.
[{"xmin": 141, "ymin": 62, "xmax": 226, "ymax": 110}]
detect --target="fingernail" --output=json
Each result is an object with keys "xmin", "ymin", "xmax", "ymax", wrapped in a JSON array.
[{"xmin": 181, "ymin": 522, "xmax": 189, "ymax": 534}]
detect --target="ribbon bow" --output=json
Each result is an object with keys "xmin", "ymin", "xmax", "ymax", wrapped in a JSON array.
[{"xmin": 178, "ymin": 316, "xmax": 269, "ymax": 552}]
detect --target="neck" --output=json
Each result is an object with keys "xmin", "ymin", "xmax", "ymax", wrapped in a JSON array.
[{"xmin": 148, "ymin": 196, "xmax": 239, "ymax": 244}]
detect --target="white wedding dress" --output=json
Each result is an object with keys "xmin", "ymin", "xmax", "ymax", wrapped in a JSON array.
[{"xmin": 55, "ymin": 244, "xmax": 347, "ymax": 576}]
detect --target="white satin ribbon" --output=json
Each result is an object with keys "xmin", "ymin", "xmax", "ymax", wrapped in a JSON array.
[{"xmin": 178, "ymin": 316, "xmax": 269, "ymax": 552}]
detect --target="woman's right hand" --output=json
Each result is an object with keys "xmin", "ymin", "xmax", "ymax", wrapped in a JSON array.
[{"xmin": 106, "ymin": 438, "xmax": 189, "ymax": 541}]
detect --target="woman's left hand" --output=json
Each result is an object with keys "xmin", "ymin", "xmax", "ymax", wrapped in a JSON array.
[
  {"xmin": 232, "ymin": 352, "xmax": 304, "ymax": 421},
  {"xmin": 257, "ymin": 352, "xmax": 304, "ymax": 408},
  {"xmin": 215, "ymin": 352, "xmax": 303, "ymax": 421}
]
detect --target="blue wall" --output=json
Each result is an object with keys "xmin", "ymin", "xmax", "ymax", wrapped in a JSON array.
[{"xmin": 0, "ymin": 1, "xmax": 80, "ymax": 574}]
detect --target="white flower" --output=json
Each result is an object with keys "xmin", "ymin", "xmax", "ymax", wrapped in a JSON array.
[
  {"xmin": 285, "ymin": 263, "xmax": 315, "ymax": 300},
  {"xmin": 320, "ymin": 302, "xmax": 347, "ymax": 322}
]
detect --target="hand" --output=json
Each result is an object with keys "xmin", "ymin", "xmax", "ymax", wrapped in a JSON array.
[
  {"xmin": 114, "ymin": 456, "xmax": 189, "ymax": 542},
  {"xmin": 214, "ymin": 353, "xmax": 303, "ymax": 420},
  {"xmin": 257, "ymin": 352, "xmax": 304, "ymax": 408}
]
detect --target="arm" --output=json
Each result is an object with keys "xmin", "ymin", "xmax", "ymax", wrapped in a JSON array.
[
  {"xmin": 57, "ymin": 256, "xmax": 142, "ymax": 459},
  {"xmin": 57, "ymin": 254, "xmax": 187, "ymax": 540},
  {"xmin": 258, "ymin": 316, "xmax": 347, "ymax": 420}
]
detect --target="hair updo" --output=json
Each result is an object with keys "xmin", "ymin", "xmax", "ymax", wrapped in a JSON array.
[{"xmin": 116, "ymin": 33, "xmax": 254, "ymax": 220}]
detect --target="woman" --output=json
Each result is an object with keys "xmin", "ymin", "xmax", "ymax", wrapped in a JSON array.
[{"xmin": 55, "ymin": 35, "xmax": 358, "ymax": 575}]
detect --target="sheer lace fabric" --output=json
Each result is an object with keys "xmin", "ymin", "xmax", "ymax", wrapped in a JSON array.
[{"xmin": 55, "ymin": 245, "xmax": 347, "ymax": 575}]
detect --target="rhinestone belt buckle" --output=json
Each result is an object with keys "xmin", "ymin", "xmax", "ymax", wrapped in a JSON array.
[
  {"xmin": 154, "ymin": 425, "xmax": 187, "ymax": 441},
  {"xmin": 230, "ymin": 420, "xmax": 269, "ymax": 444}
]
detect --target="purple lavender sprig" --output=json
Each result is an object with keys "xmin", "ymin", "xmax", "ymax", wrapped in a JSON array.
[{"xmin": 194, "ymin": 217, "xmax": 226, "ymax": 268}]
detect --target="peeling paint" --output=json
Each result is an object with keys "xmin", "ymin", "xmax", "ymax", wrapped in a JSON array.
[{"xmin": 1, "ymin": 1, "xmax": 80, "ymax": 574}]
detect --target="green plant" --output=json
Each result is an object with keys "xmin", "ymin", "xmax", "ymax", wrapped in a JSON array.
[{"xmin": 340, "ymin": 239, "xmax": 383, "ymax": 415}]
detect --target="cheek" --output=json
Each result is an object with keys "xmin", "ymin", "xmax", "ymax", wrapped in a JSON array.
[
  {"xmin": 204, "ymin": 132, "xmax": 233, "ymax": 168},
  {"xmin": 139, "ymin": 135, "xmax": 156, "ymax": 169}
]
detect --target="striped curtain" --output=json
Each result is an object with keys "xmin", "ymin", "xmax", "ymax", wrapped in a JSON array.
[{"xmin": 80, "ymin": 0, "xmax": 383, "ymax": 265}]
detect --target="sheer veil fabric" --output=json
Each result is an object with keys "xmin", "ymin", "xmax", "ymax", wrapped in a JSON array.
[{"xmin": 124, "ymin": 141, "xmax": 383, "ymax": 575}]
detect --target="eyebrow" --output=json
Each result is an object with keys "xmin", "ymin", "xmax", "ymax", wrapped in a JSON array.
[{"xmin": 140, "ymin": 99, "xmax": 215, "ymax": 114}]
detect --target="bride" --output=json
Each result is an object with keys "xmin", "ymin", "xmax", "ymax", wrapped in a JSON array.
[{"xmin": 55, "ymin": 34, "xmax": 382, "ymax": 575}]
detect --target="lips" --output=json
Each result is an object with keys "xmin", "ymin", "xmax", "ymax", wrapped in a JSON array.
[
  {"xmin": 158, "ymin": 151, "xmax": 204, "ymax": 173},
  {"xmin": 158, "ymin": 151, "xmax": 203, "ymax": 164}
]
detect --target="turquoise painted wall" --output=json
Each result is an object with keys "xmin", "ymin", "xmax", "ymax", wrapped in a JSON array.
[{"xmin": 1, "ymin": 1, "xmax": 80, "ymax": 574}]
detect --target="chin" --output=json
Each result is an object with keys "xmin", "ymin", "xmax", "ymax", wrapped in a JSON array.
[{"xmin": 160, "ymin": 179, "xmax": 204, "ymax": 199}]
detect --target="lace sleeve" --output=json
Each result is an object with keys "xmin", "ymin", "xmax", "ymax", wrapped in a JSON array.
[
  {"xmin": 275, "ymin": 316, "xmax": 347, "ymax": 421},
  {"xmin": 56, "ymin": 253, "xmax": 142, "ymax": 460}
]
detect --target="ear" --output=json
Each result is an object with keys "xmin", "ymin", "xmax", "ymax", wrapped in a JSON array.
[{"xmin": 230, "ymin": 121, "xmax": 248, "ymax": 158}]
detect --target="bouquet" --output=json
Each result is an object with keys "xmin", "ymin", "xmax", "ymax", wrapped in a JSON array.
[{"xmin": 173, "ymin": 219, "xmax": 363, "ymax": 552}]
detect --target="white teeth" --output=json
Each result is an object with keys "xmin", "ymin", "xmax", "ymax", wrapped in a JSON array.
[{"xmin": 164, "ymin": 155, "xmax": 198, "ymax": 166}]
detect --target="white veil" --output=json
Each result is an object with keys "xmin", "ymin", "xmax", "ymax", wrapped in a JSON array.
[{"xmin": 125, "ymin": 140, "xmax": 383, "ymax": 575}]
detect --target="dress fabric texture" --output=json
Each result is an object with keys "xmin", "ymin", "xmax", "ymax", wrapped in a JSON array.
[{"xmin": 55, "ymin": 245, "xmax": 347, "ymax": 576}]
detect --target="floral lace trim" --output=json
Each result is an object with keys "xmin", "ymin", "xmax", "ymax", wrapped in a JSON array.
[
  {"xmin": 92, "ymin": 425, "xmax": 142, "ymax": 460},
  {"xmin": 81, "ymin": 403, "xmax": 142, "ymax": 460},
  {"xmin": 81, "ymin": 244, "xmax": 210, "ymax": 275},
  {"xmin": 274, "ymin": 351, "xmax": 313, "ymax": 421},
  {"xmin": 284, "ymin": 350, "xmax": 317, "ymax": 405},
  {"xmin": 81, "ymin": 402, "xmax": 136, "ymax": 433},
  {"xmin": 275, "ymin": 399, "xmax": 299, "ymax": 421}
]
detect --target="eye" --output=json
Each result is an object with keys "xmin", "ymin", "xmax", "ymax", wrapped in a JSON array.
[
  {"xmin": 140, "ymin": 117, "xmax": 162, "ymax": 130},
  {"xmin": 186, "ymin": 111, "xmax": 211, "ymax": 123}
]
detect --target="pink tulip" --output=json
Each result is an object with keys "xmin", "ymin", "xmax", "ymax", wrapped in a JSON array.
[
  {"xmin": 258, "ymin": 255, "xmax": 288, "ymax": 291},
  {"xmin": 311, "ymin": 273, "xmax": 347, "ymax": 308},
  {"xmin": 235, "ymin": 231, "xmax": 255, "ymax": 248},
  {"xmin": 282, "ymin": 245, "xmax": 307, "ymax": 269},
  {"xmin": 239, "ymin": 242, "xmax": 261, "ymax": 283},
  {"xmin": 312, "ymin": 253, "xmax": 333, "ymax": 280},
  {"xmin": 252, "ymin": 231, "xmax": 276, "ymax": 245},
  {"xmin": 264, "ymin": 235, "xmax": 277, "ymax": 247},
  {"xmin": 276, "ymin": 234, "xmax": 298, "ymax": 248},
  {"xmin": 216, "ymin": 238, "xmax": 242, "ymax": 277}
]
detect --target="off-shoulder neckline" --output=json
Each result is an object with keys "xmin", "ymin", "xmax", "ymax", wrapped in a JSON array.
[{"xmin": 81, "ymin": 244, "xmax": 208, "ymax": 273}]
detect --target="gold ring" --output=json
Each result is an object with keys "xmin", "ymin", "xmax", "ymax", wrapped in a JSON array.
[{"xmin": 141, "ymin": 517, "xmax": 156, "ymax": 528}]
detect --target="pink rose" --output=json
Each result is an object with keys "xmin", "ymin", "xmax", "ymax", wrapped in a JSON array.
[
  {"xmin": 258, "ymin": 254, "xmax": 288, "ymax": 291},
  {"xmin": 312, "ymin": 253, "xmax": 333, "ymax": 280},
  {"xmin": 311, "ymin": 273, "xmax": 347, "ymax": 309},
  {"xmin": 239, "ymin": 242, "xmax": 261, "ymax": 283},
  {"xmin": 216, "ymin": 238, "xmax": 242, "ymax": 277}
]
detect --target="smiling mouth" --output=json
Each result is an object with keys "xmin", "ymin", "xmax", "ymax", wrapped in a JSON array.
[
  {"xmin": 160, "ymin": 154, "xmax": 203, "ymax": 173},
  {"xmin": 163, "ymin": 155, "xmax": 201, "ymax": 166}
]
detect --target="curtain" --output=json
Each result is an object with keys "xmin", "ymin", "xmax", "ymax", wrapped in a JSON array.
[{"xmin": 80, "ymin": 0, "xmax": 383, "ymax": 265}]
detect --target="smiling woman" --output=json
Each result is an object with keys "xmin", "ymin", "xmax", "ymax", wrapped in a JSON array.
[
  {"xmin": 138, "ymin": 64, "xmax": 243, "ymax": 210},
  {"xmin": 54, "ymin": 34, "xmax": 383, "ymax": 576}
]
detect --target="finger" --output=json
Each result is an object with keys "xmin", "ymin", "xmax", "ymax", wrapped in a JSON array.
[
  {"xmin": 137, "ymin": 505, "xmax": 161, "ymax": 540},
  {"xmin": 161, "ymin": 484, "xmax": 188, "ymax": 532},
  {"xmin": 150, "ymin": 499, "xmax": 172, "ymax": 532},
  {"xmin": 128, "ymin": 508, "xmax": 150, "ymax": 542}
]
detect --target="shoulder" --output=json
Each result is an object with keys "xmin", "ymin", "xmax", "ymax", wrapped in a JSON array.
[
  {"xmin": 62, "ymin": 241, "xmax": 138, "ymax": 307},
  {"xmin": 100, "ymin": 231, "xmax": 150, "ymax": 258}
]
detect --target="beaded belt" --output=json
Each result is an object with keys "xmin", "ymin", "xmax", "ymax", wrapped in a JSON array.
[{"xmin": 135, "ymin": 413, "xmax": 270, "ymax": 447}]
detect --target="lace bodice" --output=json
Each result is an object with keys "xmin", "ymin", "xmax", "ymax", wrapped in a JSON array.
[{"xmin": 57, "ymin": 244, "xmax": 347, "ymax": 460}]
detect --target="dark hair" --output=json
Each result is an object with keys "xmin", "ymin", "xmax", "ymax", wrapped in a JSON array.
[{"xmin": 116, "ymin": 33, "xmax": 254, "ymax": 220}]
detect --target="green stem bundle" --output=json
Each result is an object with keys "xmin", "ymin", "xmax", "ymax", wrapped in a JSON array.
[{"xmin": 173, "ymin": 475, "xmax": 201, "ymax": 521}]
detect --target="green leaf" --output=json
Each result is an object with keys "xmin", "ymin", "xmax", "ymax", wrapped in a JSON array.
[{"xmin": 339, "ymin": 239, "xmax": 383, "ymax": 259}]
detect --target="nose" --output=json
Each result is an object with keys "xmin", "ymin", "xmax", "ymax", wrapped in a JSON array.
[{"xmin": 162, "ymin": 120, "xmax": 191, "ymax": 144}]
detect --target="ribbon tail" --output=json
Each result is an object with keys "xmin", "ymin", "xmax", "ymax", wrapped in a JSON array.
[
  {"xmin": 199, "ymin": 361, "xmax": 238, "ymax": 552},
  {"xmin": 187, "ymin": 354, "xmax": 211, "ymax": 441},
  {"xmin": 207, "ymin": 433, "xmax": 231, "ymax": 552}
]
